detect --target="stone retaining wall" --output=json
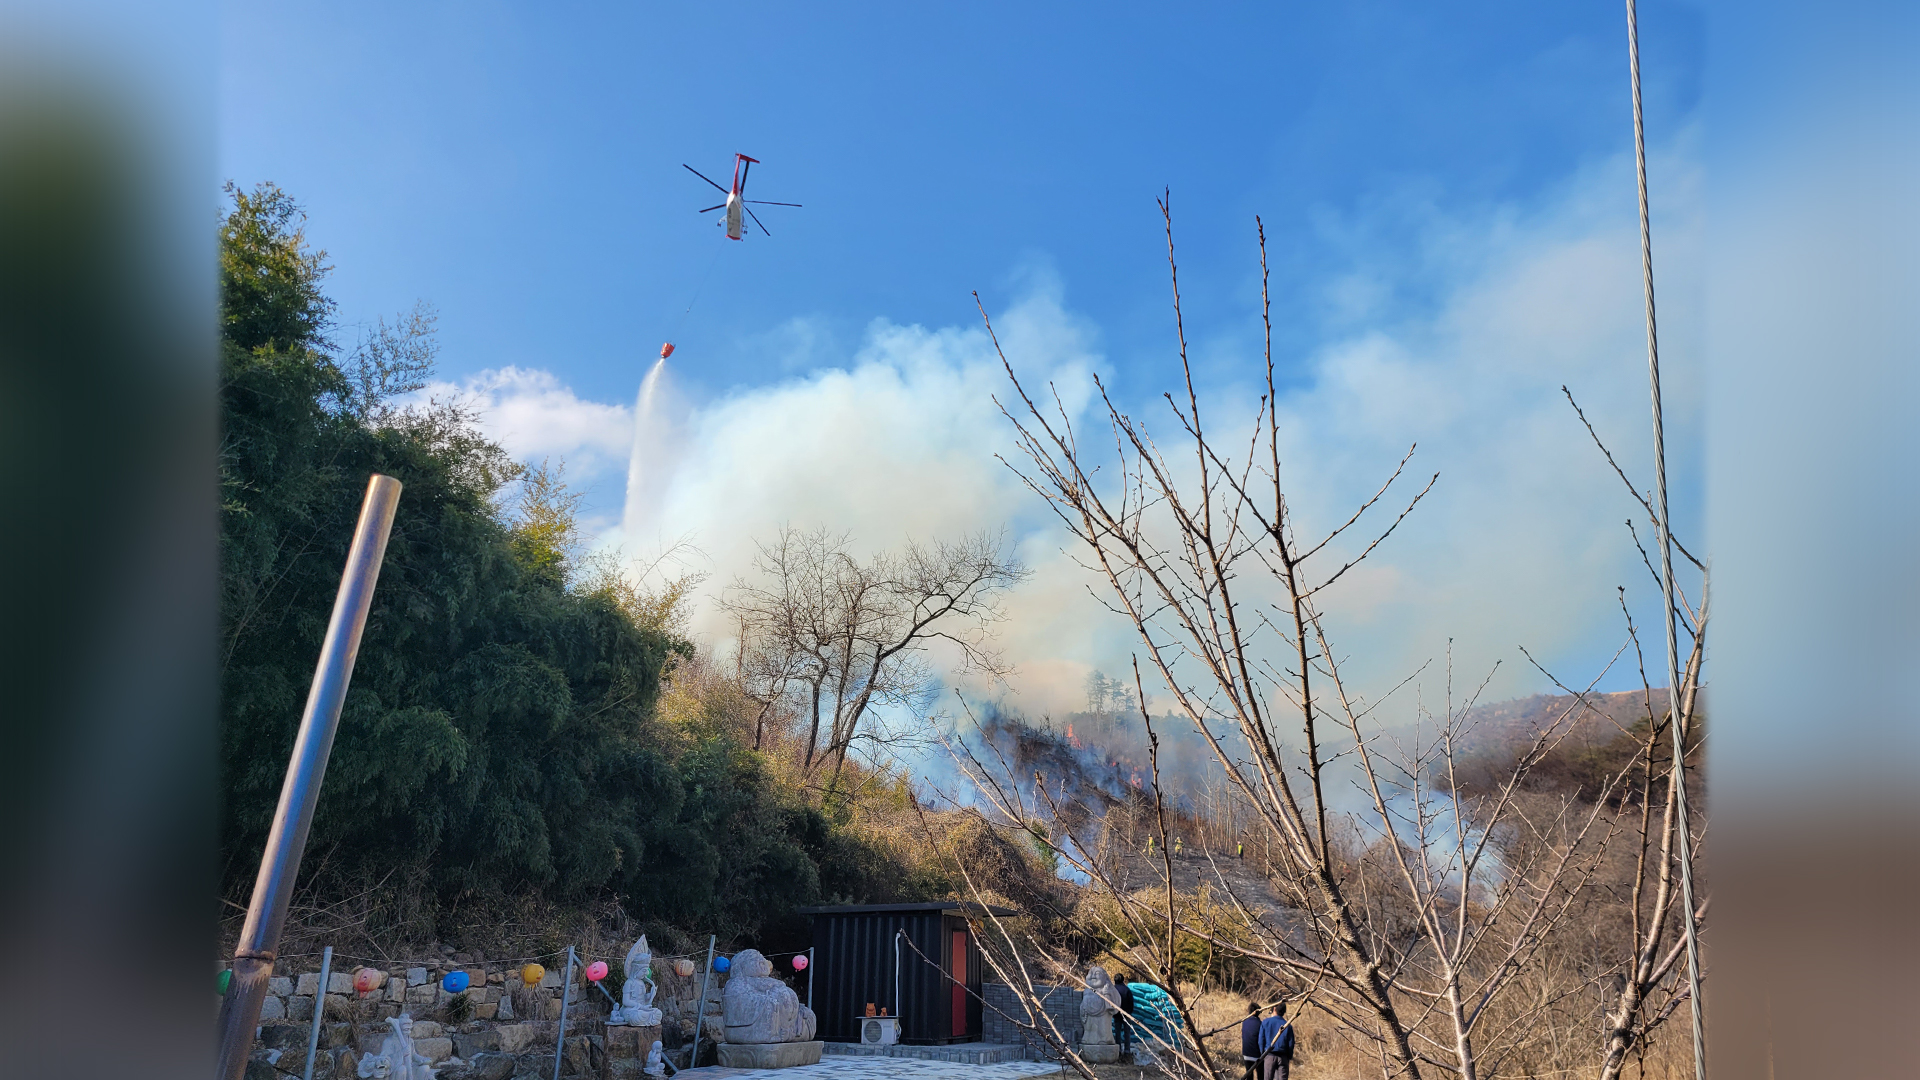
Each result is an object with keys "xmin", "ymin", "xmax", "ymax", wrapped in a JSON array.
[
  {"xmin": 980, "ymin": 982, "xmax": 1083, "ymax": 1060},
  {"xmin": 240, "ymin": 952, "xmax": 733, "ymax": 1080},
  {"xmin": 248, "ymin": 1018, "xmax": 623, "ymax": 1080}
]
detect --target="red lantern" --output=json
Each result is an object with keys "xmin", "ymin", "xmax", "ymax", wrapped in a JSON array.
[
  {"xmin": 792, "ymin": 955, "xmax": 808, "ymax": 972},
  {"xmin": 586, "ymin": 961, "xmax": 608, "ymax": 982},
  {"xmin": 354, "ymin": 967, "xmax": 383, "ymax": 994}
]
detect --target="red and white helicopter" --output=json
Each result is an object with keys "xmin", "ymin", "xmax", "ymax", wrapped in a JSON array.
[{"xmin": 683, "ymin": 154, "xmax": 801, "ymax": 240}]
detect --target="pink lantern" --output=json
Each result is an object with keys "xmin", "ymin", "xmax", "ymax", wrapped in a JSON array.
[
  {"xmin": 354, "ymin": 967, "xmax": 383, "ymax": 994},
  {"xmin": 585, "ymin": 961, "xmax": 608, "ymax": 983},
  {"xmin": 792, "ymin": 955, "xmax": 808, "ymax": 972}
]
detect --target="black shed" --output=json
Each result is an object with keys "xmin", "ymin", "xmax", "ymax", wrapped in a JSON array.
[{"xmin": 800, "ymin": 901, "xmax": 1015, "ymax": 1045}]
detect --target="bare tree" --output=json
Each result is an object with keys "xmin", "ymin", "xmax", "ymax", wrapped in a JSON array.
[
  {"xmin": 1330, "ymin": 651, "xmax": 1655, "ymax": 1080},
  {"xmin": 731, "ymin": 606, "xmax": 806, "ymax": 752},
  {"xmin": 1560, "ymin": 390, "xmax": 1710, "ymax": 1080},
  {"xmin": 941, "ymin": 200, "xmax": 1687, "ymax": 1080},
  {"xmin": 721, "ymin": 525, "xmax": 1027, "ymax": 788},
  {"xmin": 979, "ymin": 200, "xmax": 1437, "ymax": 1076}
]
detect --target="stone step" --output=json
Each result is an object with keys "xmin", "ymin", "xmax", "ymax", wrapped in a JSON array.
[{"xmin": 823, "ymin": 1042, "xmax": 1029, "ymax": 1064}]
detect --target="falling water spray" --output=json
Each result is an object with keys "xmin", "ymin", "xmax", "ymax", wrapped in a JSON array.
[{"xmin": 623, "ymin": 345, "xmax": 674, "ymax": 538}]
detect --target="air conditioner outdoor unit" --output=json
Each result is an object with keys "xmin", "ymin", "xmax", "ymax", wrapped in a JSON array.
[{"xmin": 859, "ymin": 1016, "xmax": 901, "ymax": 1046}]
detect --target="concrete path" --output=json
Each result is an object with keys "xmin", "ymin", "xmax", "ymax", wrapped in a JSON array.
[{"xmin": 676, "ymin": 1056, "xmax": 1062, "ymax": 1080}]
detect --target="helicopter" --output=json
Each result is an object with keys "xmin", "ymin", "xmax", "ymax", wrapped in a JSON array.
[{"xmin": 683, "ymin": 154, "xmax": 801, "ymax": 240}]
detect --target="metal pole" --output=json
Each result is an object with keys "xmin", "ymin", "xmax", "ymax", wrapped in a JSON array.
[
  {"xmin": 806, "ymin": 947, "xmax": 814, "ymax": 1012},
  {"xmin": 1623, "ymin": 6, "xmax": 1704, "ymax": 1078},
  {"xmin": 551, "ymin": 947, "xmax": 578, "ymax": 1080},
  {"xmin": 215, "ymin": 474, "xmax": 403, "ymax": 1080},
  {"xmin": 689, "ymin": 936, "xmax": 716, "ymax": 1069},
  {"xmin": 301, "ymin": 946, "xmax": 334, "ymax": 1080}
]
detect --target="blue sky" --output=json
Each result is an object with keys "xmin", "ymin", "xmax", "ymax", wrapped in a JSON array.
[
  {"xmin": 221, "ymin": 1, "xmax": 1707, "ymax": 714},
  {"xmin": 221, "ymin": 2, "xmax": 1699, "ymax": 393}
]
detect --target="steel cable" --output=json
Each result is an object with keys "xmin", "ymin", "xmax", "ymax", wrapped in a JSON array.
[{"xmin": 1624, "ymin": 2, "xmax": 1706, "ymax": 1077}]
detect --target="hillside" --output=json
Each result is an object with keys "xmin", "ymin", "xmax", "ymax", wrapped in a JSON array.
[{"xmin": 1460, "ymin": 687, "xmax": 1673, "ymax": 753}]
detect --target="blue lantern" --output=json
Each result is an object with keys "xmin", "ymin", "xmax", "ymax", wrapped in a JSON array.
[
  {"xmin": 713, "ymin": 956, "xmax": 731, "ymax": 973},
  {"xmin": 442, "ymin": 970, "xmax": 471, "ymax": 993}
]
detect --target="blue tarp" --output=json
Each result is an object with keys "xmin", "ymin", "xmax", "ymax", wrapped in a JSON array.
[{"xmin": 1121, "ymin": 982, "xmax": 1185, "ymax": 1050}]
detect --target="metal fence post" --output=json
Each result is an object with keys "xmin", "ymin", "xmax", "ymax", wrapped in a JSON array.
[
  {"xmin": 689, "ymin": 936, "xmax": 716, "ymax": 1068},
  {"xmin": 552, "ymin": 947, "xmax": 578, "ymax": 1080},
  {"xmin": 215, "ymin": 475, "xmax": 403, "ymax": 1080},
  {"xmin": 301, "ymin": 946, "xmax": 333, "ymax": 1080}
]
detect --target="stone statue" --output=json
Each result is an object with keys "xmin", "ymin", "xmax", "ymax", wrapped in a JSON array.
[
  {"xmin": 721, "ymin": 949, "xmax": 817, "ymax": 1044},
  {"xmin": 1078, "ymin": 965, "xmax": 1123, "ymax": 1064},
  {"xmin": 357, "ymin": 1015, "xmax": 430, "ymax": 1080},
  {"xmin": 643, "ymin": 1039, "xmax": 671, "ymax": 1078},
  {"xmin": 610, "ymin": 936, "xmax": 663, "ymax": 1027}
]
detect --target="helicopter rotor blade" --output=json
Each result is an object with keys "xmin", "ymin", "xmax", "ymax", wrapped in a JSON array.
[
  {"xmin": 743, "ymin": 204, "xmax": 771, "ymax": 236},
  {"xmin": 745, "ymin": 201, "xmax": 803, "ymax": 207},
  {"xmin": 682, "ymin": 164, "xmax": 728, "ymax": 194},
  {"xmin": 697, "ymin": 203, "xmax": 725, "ymax": 213},
  {"xmin": 738, "ymin": 157, "xmax": 750, "ymax": 196}
]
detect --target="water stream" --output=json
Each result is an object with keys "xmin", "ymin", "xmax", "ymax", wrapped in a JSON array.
[{"xmin": 622, "ymin": 356, "xmax": 671, "ymax": 540}]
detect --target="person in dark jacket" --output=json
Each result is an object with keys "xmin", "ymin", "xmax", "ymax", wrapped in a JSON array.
[
  {"xmin": 1256, "ymin": 1002, "xmax": 1296, "ymax": 1080},
  {"xmin": 1239, "ymin": 1001, "xmax": 1263, "ymax": 1080},
  {"xmin": 1114, "ymin": 977, "xmax": 1135, "ymax": 1058}
]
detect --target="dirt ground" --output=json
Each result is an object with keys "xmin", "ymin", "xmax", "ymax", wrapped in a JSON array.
[{"xmin": 1082, "ymin": 1065, "xmax": 1173, "ymax": 1080}]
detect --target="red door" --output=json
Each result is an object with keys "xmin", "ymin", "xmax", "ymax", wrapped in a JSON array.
[{"xmin": 951, "ymin": 930, "xmax": 968, "ymax": 1037}]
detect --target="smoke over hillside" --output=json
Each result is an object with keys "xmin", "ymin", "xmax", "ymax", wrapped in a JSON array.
[{"xmin": 946, "ymin": 685, "xmax": 1685, "ymax": 847}]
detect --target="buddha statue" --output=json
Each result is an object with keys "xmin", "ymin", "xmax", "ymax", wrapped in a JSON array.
[
  {"xmin": 1079, "ymin": 965, "xmax": 1124, "ymax": 1063},
  {"xmin": 356, "ymin": 1015, "xmax": 429, "ymax": 1080},
  {"xmin": 721, "ymin": 949, "xmax": 816, "ymax": 1044},
  {"xmin": 643, "ymin": 1039, "xmax": 671, "ymax": 1077},
  {"xmin": 610, "ymin": 936, "xmax": 664, "ymax": 1027}
]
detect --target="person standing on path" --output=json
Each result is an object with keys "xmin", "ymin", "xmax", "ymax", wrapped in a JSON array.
[
  {"xmin": 1257, "ymin": 1002, "xmax": 1295, "ymax": 1080},
  {"xmin": 1239, "ymin": 1001, "xmax": 1263, "ymax": 1080}
]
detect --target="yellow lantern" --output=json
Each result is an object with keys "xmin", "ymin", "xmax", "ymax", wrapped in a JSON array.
[
  {"xmin": 521, "ymin": 963, "xmax": 545, "ymax": 986},
  {"xmin": 673, "ymin": 958, "xmax": 695, "ymax": 978}
]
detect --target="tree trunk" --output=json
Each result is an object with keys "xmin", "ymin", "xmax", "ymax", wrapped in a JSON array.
[
  {"xmin": 1447, "ymin": 981, "xmax": 1477, "ymax": 1080},
  {"xmin": 804, "ymin": 679, "xmax": 823, "ymax": 768}
]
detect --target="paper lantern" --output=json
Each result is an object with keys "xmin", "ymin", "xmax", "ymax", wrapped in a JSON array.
[
  {"xmin": 792, "ymin": 955, "xmax": 808, "ymax": 972},
  {"xmin": 442, "ymin": 971, "xmax": 470, "ymax": 994},
  {"xmin": 673, "ymin": 959, "xmax": 694, "ymax": 978},
  {"xmin": 521, "ymin": 963, "xmax": 545, "ymax": 986},
  {"xmin": 585, "ymin": 961, "xmax": 608, "ymax": 983},
  {"xmin": 713, "ymin": 956, "xmax": 730, "ymax": 973},
  {"xmin": 217, "ymin": 969, "xmax": 232, "ymax": 995},
  {"xmin": 354, "ymin": 967, "xmax": 384, "ymax": 994}
]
